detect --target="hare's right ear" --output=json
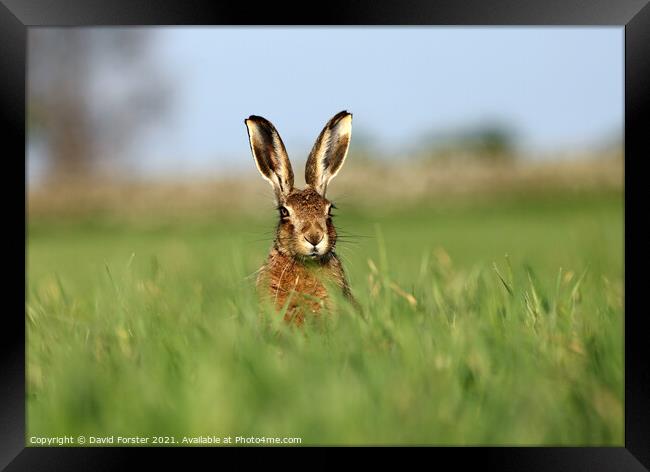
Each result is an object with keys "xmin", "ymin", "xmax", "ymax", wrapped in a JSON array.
[
  {"xmin": 245, "ymin": 115, "xmax": 294, "ymax": 200},
  {"xmin": 305, "ymin": 111, "xmax": 352, "ymax": 196}
]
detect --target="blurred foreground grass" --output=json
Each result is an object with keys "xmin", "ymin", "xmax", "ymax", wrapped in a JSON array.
[{"xmin": 27, "ymin": 189, "xmax": 623, "ymax": 445}]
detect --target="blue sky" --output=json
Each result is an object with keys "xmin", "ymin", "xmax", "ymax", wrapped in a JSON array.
[{"xmin": 31, "ymin": 27, "xmax": 625, "ymax": 180}]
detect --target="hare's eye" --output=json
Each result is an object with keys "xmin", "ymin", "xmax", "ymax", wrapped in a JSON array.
[{"xmin": 279, "ymin": 206, "xmax": 290, "ymax": 218}]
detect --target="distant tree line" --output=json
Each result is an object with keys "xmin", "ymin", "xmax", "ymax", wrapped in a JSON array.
[
  {"xmin": 416, "ymin": 123, "xmax": 518, "ymax": 163},
  {"xmin": 28, "ymin": 29, "xmax": 172, "ymax": 183}
]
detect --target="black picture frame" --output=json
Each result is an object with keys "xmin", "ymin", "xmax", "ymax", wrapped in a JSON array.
[{"xmin": 3, "ymin": 0, "xmax": 648, "ymax": 469}]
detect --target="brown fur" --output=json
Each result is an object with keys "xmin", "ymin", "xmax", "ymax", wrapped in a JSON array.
[{"xmin": 256, "ymin": 188, "xmax": 354, "ymax": 325}]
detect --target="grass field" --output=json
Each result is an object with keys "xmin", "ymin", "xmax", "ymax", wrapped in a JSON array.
[{"xmin": 26, "ymin": 189, "xmax": 623, "ymax": 445}]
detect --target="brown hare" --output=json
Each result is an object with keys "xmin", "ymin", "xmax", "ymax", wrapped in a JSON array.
[{"xmin": 244, "ymin": 110, "xmax": 358, "ymax": 326}]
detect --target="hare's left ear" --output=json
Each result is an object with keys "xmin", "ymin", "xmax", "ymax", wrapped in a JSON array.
[
  {"xmin": 245, "ymin": 115, "xmax": 294, "ymax": 200},
  {"xmin": 305, "ymin": 111, "xmax": 352, "ymax": 196}
]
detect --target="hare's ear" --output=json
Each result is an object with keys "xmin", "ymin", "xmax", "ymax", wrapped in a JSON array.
[
  {"xmin": 305, "ymin": 111, "xmax": 352, "ymax": 196},
  {"xmin": 245, "ymin": 115, "xmax": 294, "ymax": 200}
]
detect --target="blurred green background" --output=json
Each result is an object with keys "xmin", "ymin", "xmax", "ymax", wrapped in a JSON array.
[{"xmin": 27, "ymin": 27, "xmax": 623, "ymax": 445}]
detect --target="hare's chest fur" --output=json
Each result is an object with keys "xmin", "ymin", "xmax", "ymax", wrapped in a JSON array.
[{"xmin": 257, "ymin": 249, "xmax": 346, "ymax": 325}]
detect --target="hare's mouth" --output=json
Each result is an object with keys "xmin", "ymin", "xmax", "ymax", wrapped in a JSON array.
[
  {"xmin": 301, "ymin": 252, "xmax": 329, "ymax": 264},
  {"xmin": 300, "ymin": 247, "xmax": 328, "ymax": 260},
  {"xmin": 307, "ymin": 249, "xmax": 321, "ymax": 258}
]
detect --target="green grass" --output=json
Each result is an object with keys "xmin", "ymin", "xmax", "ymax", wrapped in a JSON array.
[{"xmin": 27, "ymin": 190, "xmax": 623, "ymax": 445}]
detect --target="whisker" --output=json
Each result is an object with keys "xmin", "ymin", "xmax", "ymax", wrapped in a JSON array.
[
  {"xmin": 334, "ymin": 240, "xmax": 361, "ymax": 246},
  {"xmin": 335, "ymin": 229, "xmax": 374, "ymax": 239},
  {"xmin": 335, "ymin": 235, "xmax": 364, "ymax": 241}
]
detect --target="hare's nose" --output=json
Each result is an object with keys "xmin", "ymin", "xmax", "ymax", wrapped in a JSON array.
[{"xmin": 305, "ymin": 233, "xmax": 324, "ymax": 246}]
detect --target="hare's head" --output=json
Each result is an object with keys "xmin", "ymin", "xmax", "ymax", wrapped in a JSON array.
[{"xmin": 245, "ymin": 111, "xmax": 352, "ymax": 260}]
